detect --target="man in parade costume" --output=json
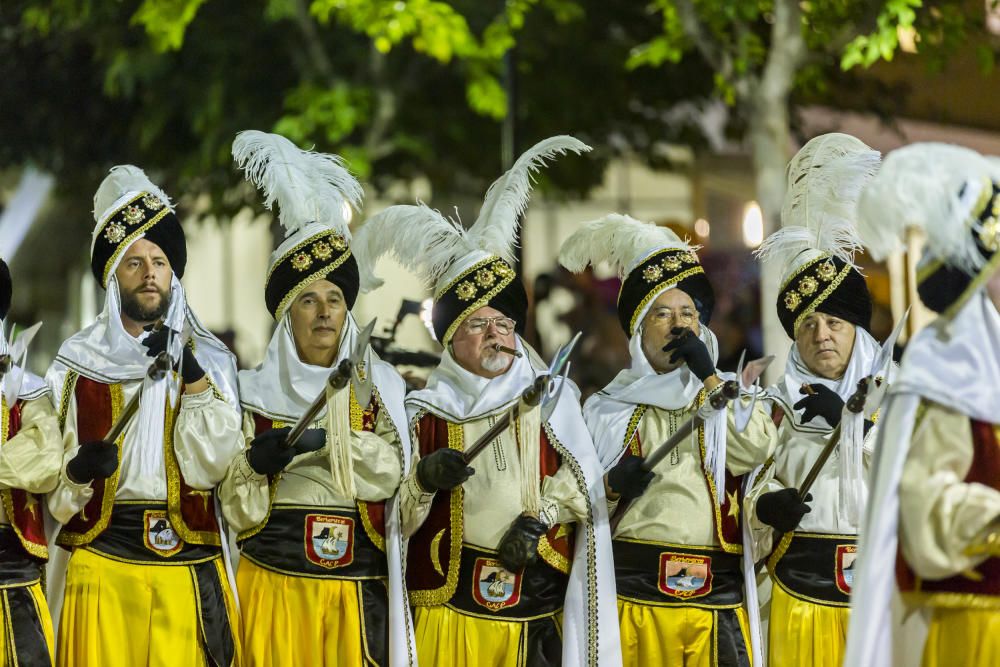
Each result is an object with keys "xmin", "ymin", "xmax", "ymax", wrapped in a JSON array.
[
  {"xmin": 745, "ymin": 133, "xmax": 890, "ymax": 667},
  {"xmin": 46, "ymin": 166, "xmax": 242, "ymax": 667},
  {"xmin": 0, "ymin": 259, "xmax": 63, "ymax": 666},
  {"xmin": 353, "ymin": 136, "xmax": 622, "ymax": 667},
  {"xmin": 219, "ymin": 131, "xmax": 415, "ymax": 666},
  {"xmin": 845, "ymin": 144, "xmax": 1000, "ymax": 666},
  {"xmin": 559, "ymin": 213, "xmax": 776, "ymax": 667}
]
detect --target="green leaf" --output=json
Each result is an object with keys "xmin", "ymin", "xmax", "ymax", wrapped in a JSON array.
[{"xmin": 131, "ymin": 0, "xmax": 208, "ymax": 52}]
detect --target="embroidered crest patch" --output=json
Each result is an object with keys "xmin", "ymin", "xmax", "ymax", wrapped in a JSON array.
[
  {"xmin": 143, "ymin": 510, "xmax": 183, "ymax": 557},
  {"xmin": 835, "ymin": 544, "xmax": 857, "ymax": 595},
  {"xmin": 304, "ymin": 514, "xmax": 354, "ymax": 569},
  {"xmin": 658, "ymin": 552, "xmax": 713, "ymax": 599},
  {"xmin": 471, "ymin": 558, "xmax": 522, "ymax": 611}
]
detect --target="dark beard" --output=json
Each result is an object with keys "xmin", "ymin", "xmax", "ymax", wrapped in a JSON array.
[{"xmin": 121, "ymin": 286, "xmax": 171, "ymax": 323}]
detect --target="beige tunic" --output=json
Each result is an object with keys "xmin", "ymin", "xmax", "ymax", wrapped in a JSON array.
[
  {"xmin": 47, "ymin": 380, "xmax": 242, "ymax": 524},
  {"xmin": 743, "ymin": 414, "xmax": 877, "ymax": 559},
  {"xmin": 614, "ymin": 397, "xmax": 777, "ymax": 545},
  {"xmin": 400, "ymin": 414, "xmax": 588, "ymax": 547},
  {"xmin": 898, "ymin": 401, "xmax": 1000, "ymax": 580},
  {"xmin": 219, "ymin": 409, "xmax": 403, "ymax": 533},
  {"xmin": 0, "ymin": 397, "xmax": 64, "ymax": 524}
]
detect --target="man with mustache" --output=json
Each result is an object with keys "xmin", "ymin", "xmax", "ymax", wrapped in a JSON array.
[
  {"xmin": 46, "ymin": 166, "xmax": 242, "ymax": 667},
  {"xmin": 219, "ymin": 131, "xmax": 414, "ymax": 666},
  {"xmin": 354, "ymin": 136, "xmax": 622, "ymax": 667},
  {"xmin": 745, "ymin": 134, "xmax": 890, "ymax": 667},
  {"xmin": 559, "ymin": 214, "xmax": 777, "ymax": 667},
  {"xmin": 0, "ymin": 258, "xmax": 63, "ymax": 665}
]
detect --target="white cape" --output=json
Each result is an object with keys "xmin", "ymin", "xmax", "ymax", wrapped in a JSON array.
[{"xmin": 845, "ymin": 291, "xmax": 1000, "ymax": 667}]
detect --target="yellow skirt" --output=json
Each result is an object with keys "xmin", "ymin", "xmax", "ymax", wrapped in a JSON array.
[
  {"xmin": 238, "ymin": 557, "xmax": 383, "ymax": 666},
  {"xmin": 0, "ymin": 581, "xmax": 54, "ymax": 666},
  {"xmin": 767, "ymin": 582, "xmax": 848, "ymax": 667},
  {"xmin": 57, "ymin": 549, "xmax": 241, "ymax": 667},
  {"xmin": 921, "ymin": 606, "xmax": 1000, "ymax": 666},
  {"xmin": 618, "ymin": 599, "xmax": 752, "ymax": 667},
  {"xmin": 413, "ymin": 605, "xmax": 560, "ymax": 667}
]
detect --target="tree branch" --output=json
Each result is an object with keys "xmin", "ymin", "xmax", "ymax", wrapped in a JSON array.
[
  {"xmin": 363, "ymin": 44, "xmax": 397, "ymax": 161},
  {"xmin": 293, "ymin": 0, "xmax": 337, "ymax": 84},
  {"xmin": 674, "ymin": 0, "xmax": 732, "ymax": 79}
]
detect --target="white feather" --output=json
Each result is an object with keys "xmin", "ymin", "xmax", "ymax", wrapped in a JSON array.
[
  {"xmin": 470, "ymin": 135, "xmax": 592, "ymax": 263},
  {"xmin": 858, "ymin": 142, "xmax": 995, "ymax": 273},
  {"xmin": 93, "ymin": 165, "xmax": 173, "ymax": 223},
  {"xmin": 558, "ymin": 213, "xmax": 689, "ymax": 277},
  {"xmin": 352, "ymin": 203, "xmax": 475, "ymax": 292},
  {"xmin": 232, "ymin": 130, "xmax": 362, "ymax": 239},
  {"xmin": 757, "ymin": 133, "xmax": 880, "ymax": 270}
]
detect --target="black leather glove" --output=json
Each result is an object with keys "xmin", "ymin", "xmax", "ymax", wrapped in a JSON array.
[
  {"xmin": 67, "ymin": 440, "xmax": 119, "ymax": 483},
  {"xmin": 662, "ymin": 327, "xmax": 715, "ymax": 381},
  {"xmin": 606, "ymin": 456, "xmax": 654, "ymax": 502},
  {"xmin": 416, "ymin": 449, "xmax": 474, "ymax": 492},
  {"xmin": 246, "ymin": 427, "xmax": 295, "ymax": 475},
  {"xmin": 756, "ymin": 488, "xmax": 812, "ymax": 533},
  {"xmin": 794, "ymin": 384, "xmax": 845, "ymax": 427},
  {"xmin": 296, "ymin": 428, "xmax": 326, "ymax": 454},
  {"xmin": 497, "ymin": 513, "xmax": 548, "ymax": 572},
  {"xmin": 141, "ymin": 325, "xmax": 206, "ymax": 384}
]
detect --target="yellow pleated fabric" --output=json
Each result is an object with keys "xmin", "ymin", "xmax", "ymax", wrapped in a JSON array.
[
  {"xmin": 0, "ymin": 582, "xmax": 54, "ymax": 666},
  {"xmin": 57, "ymin": 549, "xmax": 241, "ymax": 667},
  {"xmin": 413, "ymin": 605, "xmax": 552, "ymax": 667},
  {"xmin": 238, "ymin": 557, "xmax": 375, "ymax": 666},
  {"xmin": 618, "ymin": 599, "xmax": 752, "ymax": 667},
  {"xmin": 767, "ymin": 582, "xmax": 847, "ymax": 667},
  {"xmin": 921, "ymin": 607, "xmax": 1000, "ymax": 666}
]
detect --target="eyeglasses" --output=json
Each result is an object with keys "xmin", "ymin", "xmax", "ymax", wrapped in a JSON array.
[
  {"xmin": 647, "ymin": 307, "xmax": 698, "ymax": 326},
  {"xmin": 463, "ymin": 316, "xmax": 516, "ymax": 335}
]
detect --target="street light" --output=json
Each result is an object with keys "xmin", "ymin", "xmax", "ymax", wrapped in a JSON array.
[{"xmin": 742, "ymin": 201, "xmax": 763, "ymax": 248}]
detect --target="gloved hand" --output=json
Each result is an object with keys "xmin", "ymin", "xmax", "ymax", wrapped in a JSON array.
[
  {"xmin": 67, "ymin": 440, "xmax": 119, "ymax": 483},
  {"xmin": 246, "ymin": 427, "xmax": 295, "ymax": 475},
  {"xmin": 756, "ymin": 488, "xmax": 812, "ymax": 533},
  {"xmin": 606, "ymin": 456, "xmax": 654, "ymax": 501},
  {"xmin": 141, "ymin": 325, "xmax": 206, "ymax": 384},
  {"xmin": 662, "ymin": 327, "xmax": 715, "ymax": 381},
  {"xmin": 296, "ymin": 428, "xmax": 327, "ymax": 454},
  {"xmin": 794, "ymin": 384, "xmax": 845, "ymax": 427},
  {"xmin": 497, "ymin": 513, "xmax": 548, "ymax": 572},
  {"xmin": 416, "ymin": 449, "xmax": 474, "ymax": 492}
]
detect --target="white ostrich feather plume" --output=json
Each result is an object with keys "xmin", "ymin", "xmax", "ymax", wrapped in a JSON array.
[
  {"xmin": 469, "ymin": 135, "xmax": 592, "ymax": 264},
  {"xmin": 93, "ymin": 165, "xmax": 173, "ymax": 223},
  {"xmin": 354, "ymin": 134, "xmax": 590, "ymax": 291},
  {"xmin": 756, "ymin": 133, "xmax": 880, "ymax": 269},
  {"xmin": 232, "ymin": 130, "xmax": 362, "ymax": 240},
  {"xmin": 558, "ymin": 213, "xmax": 690, "ymax": 277},
  {"xmin": 858, "ymin": 142, "xmax": 996, "ymax": 273},
  {"xmin": 353, "ymin": 203, "xmax": 473, "ymax": 292}
]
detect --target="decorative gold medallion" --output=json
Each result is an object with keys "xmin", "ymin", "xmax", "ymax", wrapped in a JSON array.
[
  {"xmin": 104, "ymin": 221, "xmax": 127, "ymax": 244},
  {"xmin": 493, "ymin": 262, "xmax": 515, "ymax": 279},
  {"xmin": 330, "ymin": 235, "xmax": 348, "ymax": 251},
  {"xmin": 799, "ymin": 275, "xmax": 818, "ymax": 296},
  {"xmin": 817, "ymin": 260, "xmax": 837, "ymax": 281},
  {"xmin": 456, "ymin": 281, "xmax": 477, "ymax": 301},
  {"xmin": 980, "ymin": 217, "xmax": 1000, "ymax": 252},
  {"xmin": 291, "ymin": 252, "xmax": 313, "ymax": 272},
  {"xmin": 643, "ymin": 264, "xmax": 663, "ymax": 282},
  {"xmin": 142, "ymin": 194, "xmax": 164, "ymax": 211},
  {"xmin": 312, "ymin": 240, "xmax": 333, "ymax": 261},
  {"xmin": 784, "ymin": 290, "xmax": 802, "ymax": 311},
  {"xmin": 475, "ymin": 268, "xmax": 496, "ymax": 288},
  {"xmin": 662, "ymin": 254, "xmax": 682, "ymax": 271},
  {"xmin": 686, "ymin": 251, "xmax": 699, "ymax": 264},
  {"xmin": 123, "ymin": 205, "xmax": 144, "ymax": 225}
]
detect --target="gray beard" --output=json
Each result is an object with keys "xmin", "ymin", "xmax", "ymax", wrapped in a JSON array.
[{"xmin": 480, "ymin": 353, "xmax": 509, "ymax": 373}]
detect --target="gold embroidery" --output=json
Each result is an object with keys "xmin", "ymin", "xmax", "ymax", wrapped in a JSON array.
[
  {"xmin": 662, "ymin": 254, "xmax": 682, "ymax": 271},
  {"xmin": 438, "ymin": 257, "xmax": 518, "ymax": 345},
  {"xmin": 104, "ymin": 221, "xmax": 127, "ymax": 244},
  {"xmin": 274, "ymin": 248, "xmax": 353, "ymax": 319},
  {"xmin": 291, "ymin": 252, "xmax": 313, "ymax": 272},
  {"xmin": 164, "ymin": 391, "xmax": 221, "ymax": 546},
  {"xmin": 798, "ymin": 275, "xmax": 818, "ymax": 296},
  {"xmin": 456, "ymin": 281, "xmax": 476, "ymax": 301},
  {"xmin": 793, "ymin": 262, "xmax": 854, "ymax": 335},
  {"xmin": 538, "ymin": 532, "xmax": 572, "ymax": 574},
  {"xmin": 475, "ymin": 268, "xmax": 496, "ymax": 288},
  {"xmin": 312, "ymin": 240, "xmax": 333, "ymax": 261},
  {"xmin": 643, "ymin": 264, "xmax": 663, "ymax": 282},
  {"xmin": 429, "ymin": 529, "xmax": 446, "ymax": 576},
  {"xmin": 625, "ymin": 265, "xmax": 707, "ymax": 337},
  {"xmin": 142, "ymin": 194, "xmax": 164, "ymax": 211},
  {"xmin": 784, "ymin": 290, "xmax": 801, "ymax": 311}
]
